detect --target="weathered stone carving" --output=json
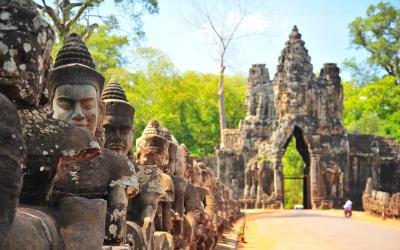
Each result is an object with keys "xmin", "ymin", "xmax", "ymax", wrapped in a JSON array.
[
  {"xmin": 1, "ymin": 3, "xmax": 241, "ymax": 249},
  {"xmin": 101, "ymin": 78, "xmax": 158, "ymax": 249},
  {"xmin": 0, "ymin": 1, "xmax": 105, "ymax": 249},
  {"xmin": 0, "ymin": 93, "xmax": 24, "ymax": 241},
  {"xmin": 101, "ymin": 78, "xmax": 135, "ymax": 156},
  {"xmin": 136, "ymin": 119, "xmax": 175, "ymax": 249},
  {"xmin": 362, "ymin": 177, "xmax": 400, "ymax": 218},
  {"xmin": 137, "ymin": 120, "xmax": 170, "ymax": 171},
  {"xmin": 49, "ymin": 33, "xmax": 139, "ymax": 245}
]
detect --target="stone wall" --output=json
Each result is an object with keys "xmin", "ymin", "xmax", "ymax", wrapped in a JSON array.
[{"xmin": 349, "ymin": 135, "xmax": 400, "ymax": 208}]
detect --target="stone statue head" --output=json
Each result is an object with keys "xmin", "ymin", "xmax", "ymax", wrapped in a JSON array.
[
  {"xmin": 161, "ymin": 127, "xmax": 178, "ymax": 175},
  {"xmin": 136, "ymin": 119, "xmax": 169, "ymax": 169},
  {"xmin": 192, "ymin": 161, "xmax": 204, "ymax": 186},
  {"xmin": 135, "ymin": 165, "xmax": 164, "ymax": 224},
  {"xmin": 175, "ymin": 144, "xmax": 186, "ymax": 177},
  {"xmin": 201, "ymin": 167, "xmax": 215, "ymax": 189},
  {"xmin": 180, "ymin": 144, "xmax": 192, "ymax": 178},
  {"xmin": 0, "ymin": 0, "xmax": 55, "ymax": 107},
  {"xmin": 49, "ymin": 33, "xmax": 105, "ymax": 136},
  {"xmin": 101, "ymin": 79, "xmax": 135, "ymax": 155}
]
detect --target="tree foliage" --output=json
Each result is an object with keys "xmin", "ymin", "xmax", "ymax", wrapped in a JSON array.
[
  {"xmin": 282, "ymin": 138, "xmax": 304, "ymax": 209},
  {"xmin": 343, "ymin": 76, "xmax": 400, "ymax": 141},
  {"xmin": 36, "ymin": 0, "xmax": 158, "ymax": 41},
  {"xmin": 186, "ymin": 0, "xmax": 260, "ymax": 140},
  {"xmin": 124, "ymin": 48, "xmax": 246, "ymax": 155},
  {"xmin": 345, "ymin": 2, "xmax": 400, "ymax": 84}
]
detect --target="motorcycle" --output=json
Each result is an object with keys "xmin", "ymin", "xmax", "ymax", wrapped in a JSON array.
[{"xmin": 344, "ymin": 209, "xmax": 352, "ymax": 218}]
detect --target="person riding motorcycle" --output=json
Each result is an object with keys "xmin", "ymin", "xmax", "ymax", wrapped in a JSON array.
[{"xmin": 343, "ymin": 200, "xmax": 352, "ymax": 218}]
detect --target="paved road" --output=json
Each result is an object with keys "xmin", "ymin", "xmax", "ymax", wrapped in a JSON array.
[{"xmin": 238, "ymin": 210, "xmax": 400, "ymax": 250}]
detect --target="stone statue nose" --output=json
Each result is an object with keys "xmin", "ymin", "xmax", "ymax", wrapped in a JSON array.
[
  {"xmin": 71, "ymin": 104, "xmax": 84, "ymax": 121},
  {"xmin": 114, "ymin": 129, "xmax": 122, "ymax": 141}
]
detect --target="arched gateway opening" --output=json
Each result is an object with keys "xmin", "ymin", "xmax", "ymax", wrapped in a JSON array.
[{"xmin": 281, "ymin": 127, "xmax": 312, "ymax": 209}]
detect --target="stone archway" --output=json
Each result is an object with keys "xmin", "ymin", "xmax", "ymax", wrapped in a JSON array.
[{"xmin": 279, "ymin": 126, "xmax": 312, "ymax": 209}]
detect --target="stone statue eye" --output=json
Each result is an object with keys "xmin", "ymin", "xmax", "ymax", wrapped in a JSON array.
[
  {"xmin": 82, "ymin": 99, "xmax": 97, "ymax": 110},
  {"xmin": 121, "ymin": 127, "xmax": 130, "ymax": 135},
  {"xmin": 57, "ymin": 99, "xmax": 72, "ymax": 110},
  {"xmin": 83, "ymin": 104, "xmax": 96, "ymax": 110}
]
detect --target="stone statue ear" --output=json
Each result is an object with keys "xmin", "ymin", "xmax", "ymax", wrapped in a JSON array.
[
  {"xmin": 131, "ymin": 127, "xmax": 136, "ymax": 139},
  {"xmin": 95, "ymin": 99, "xmax": 106, "ymax": 146},
  {"xmin": 97, "ymin": 99, "xmax": 105, "ymax": 128}
]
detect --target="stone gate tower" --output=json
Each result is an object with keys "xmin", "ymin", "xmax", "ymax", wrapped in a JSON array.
[{"xmin": 217, "ymin": 26, "xmax": 400, "ymax": 209}]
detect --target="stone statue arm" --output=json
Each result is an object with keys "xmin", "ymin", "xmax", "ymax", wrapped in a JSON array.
[
  {"xmin": 104, "ymin": 151, "xmax": 140, "ymax": 244},
  {"xmin": 105, "ymin": 185, "xmax": 128, "ymax": 244},
  {"xmin": 0, "ymin": 94, "xmax": 24, "ymax": 240}
]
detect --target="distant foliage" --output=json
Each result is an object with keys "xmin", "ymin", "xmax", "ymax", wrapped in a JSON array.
[
  {"xmin": 117, "ymin": 48, "xmax": 246, "ymax": 156},
  {"xmin": 344, "ymin": 2, "xmax": 400, "ymax": 85},
  {"xmin": 343, "ymin": 76, "xmax": 400, "ymax": 141},
  {"xmin": 282, "ymin": 138, "xmax": 304, "ymax": 209}
]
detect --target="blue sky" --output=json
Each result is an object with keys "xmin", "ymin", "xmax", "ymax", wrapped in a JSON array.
[
  {"xmin": 104, "ymin": 0, "xmax": 399, "ymax": 79},
  {"xmin": 131, "ymin": 0, "xmax": 400, "ymax": 78}
]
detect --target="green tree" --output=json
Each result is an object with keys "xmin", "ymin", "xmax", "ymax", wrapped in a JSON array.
[
  {"xmin": 35, "ymin": 0, "xmax": 158, "ymax": 41},
  {"xmin": 345, "ymin": 2, "xmax": 400, "ymax": 85},
  {"xmin": 282, "ymin": 138, "xmax": 304, "ymax": 209},
  {"xmin": 343, "ymin": 76, "xmax": 400, "ymax": 141},
  {"xmin": 127, "ymin": 47, "xmax": 246, "ymax": 155}
]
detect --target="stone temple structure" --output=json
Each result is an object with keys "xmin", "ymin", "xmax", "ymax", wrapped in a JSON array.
[{"xmin": 217, "ymin": 26, "xmax": 400, "ymax": 210}]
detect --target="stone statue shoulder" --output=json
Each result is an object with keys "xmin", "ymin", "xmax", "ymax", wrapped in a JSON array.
[
  {"xmin": 184, "ymin": 182, "xmax": 202, "ymax": 212},
  {"xmin": 195, "ymin": 185, "xmax": 207, "ymax": 201},
  {"xmin": 0, "ymin": 93, "xmax": 24, "ymax": 239},
  {"xmin": 101, "ymin": 148, "xmax": 139, "ymax": 198},
  {"xmin": 18, "ymin": 108, "xmax": 101, "ymax": 205},
  {"xmin": 135, "ymin": 164, "xmax": 163, "ymax": 195}
]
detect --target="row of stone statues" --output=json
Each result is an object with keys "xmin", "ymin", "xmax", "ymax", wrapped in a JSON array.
[
  {"xmin": 0, "ymin": 1, "xmax": 240, "ymax": 249},
  {"xmin": 242, "ymin": 157, "xmax": 277, "ymax": 209},
  {"xmin": 362, "ymin": 177, "xmax": 400, "ymax": 218}
]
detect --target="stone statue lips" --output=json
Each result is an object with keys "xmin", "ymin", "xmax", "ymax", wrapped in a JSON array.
[
  {"xmin": 107, "ymin": 143, "xmax": 125, "ymax": 151},
  {"xmin": 70, "ymin": 121, "xmax": 90, "ymax": 129}
]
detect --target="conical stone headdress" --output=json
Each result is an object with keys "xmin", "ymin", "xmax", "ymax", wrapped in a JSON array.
[
  {"xmin": 136, "ymin": 119, "xmax": 166, "ymax": 152},
  {"xmin": 101, "ymin": 78, "xmax": 135, "ymax": 127},
  {"xmin": 49, "ymin": 33, "xmax": 105, "ymax": 98}
]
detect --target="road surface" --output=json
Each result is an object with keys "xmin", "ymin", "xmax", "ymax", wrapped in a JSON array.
[{"xmin": 238, "ymin": 209, "xmax": 400, "ymax": 250}]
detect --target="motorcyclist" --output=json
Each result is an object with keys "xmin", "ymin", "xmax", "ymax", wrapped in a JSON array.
[{"xmin": 343, "ymin": 200, "xmax": 352, "ymax": 218}]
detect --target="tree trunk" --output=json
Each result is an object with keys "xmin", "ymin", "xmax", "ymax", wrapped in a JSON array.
[{"xmin": 218, "ymin": 55, "xmax": 227, "ymax": 143}]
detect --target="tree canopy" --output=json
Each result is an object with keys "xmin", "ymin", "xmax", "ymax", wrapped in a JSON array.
[
  {"xmin": 36, "ymin": 0, "xmax": 158, "ymax": 41},
  {"xmin": 344, "ymin": 2, "xmax": 400, "ymax": 85},
  {"xmin": 125, "ymin": 48, "xmax": 246, "ymax": 155}
]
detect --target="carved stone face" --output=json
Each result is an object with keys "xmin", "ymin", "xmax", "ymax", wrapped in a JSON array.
[
  {"xmin": 193, "ymin": 164, "xmax": 203, "ymax": 186},
  {"xmin": 103, "ymin": 120, "xmax": 134, "ymax": 155},
  {"xmin": 0, "ymin": 1, "xmax": 54, "ymax": 106},
  {"xmin": 166, "ymin": 142, "xmax": 177, "ymax": 175},
  {"xmin": 137, "ymin": 135, "xmax": 169, "ymax": 168},
  {"xmin": 202, "ymin": 169, "xmax": 214, "ymax": 189},
  {"xmin": 175, "ymin": 146, "xmax": 186, "ymax": 177},
  {"xmin": 52, "ymin": 84, "xmax": 101, "ymax": 135}
]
